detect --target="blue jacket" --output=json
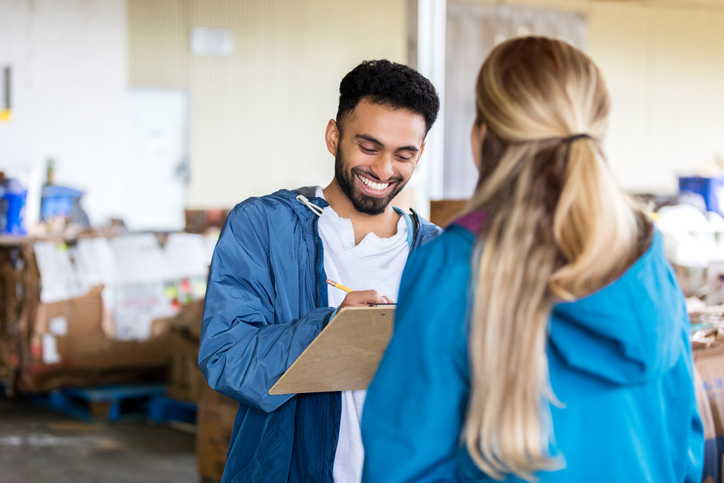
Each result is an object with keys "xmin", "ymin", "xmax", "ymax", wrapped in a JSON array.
[
  {"xmin": 361, "ymin": 220, "xmax": 704, "ymax": 482},
  {"xmin": 199, "ymin": 187, "xmax": 441, "ymax": 483}
]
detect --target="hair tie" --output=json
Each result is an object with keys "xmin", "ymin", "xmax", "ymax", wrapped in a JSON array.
[{"xmin": 565, "ymin": 133, "xmax": 592, "ymax": 143}]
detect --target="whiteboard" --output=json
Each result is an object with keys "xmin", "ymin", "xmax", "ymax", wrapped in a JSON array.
[{"xmin": 127, "ymin": 88, "xmax": 189, "ymax": 232}]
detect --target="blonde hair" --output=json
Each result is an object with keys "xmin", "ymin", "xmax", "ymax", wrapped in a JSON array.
[{"xmin": 464, "ymin": 37, "xmax": 651, "ymax": 480}]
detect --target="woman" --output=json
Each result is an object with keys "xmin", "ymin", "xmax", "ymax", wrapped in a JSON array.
[{"xmin": 361, "ymin": 37, "xmax": 703, "ymax": 482}]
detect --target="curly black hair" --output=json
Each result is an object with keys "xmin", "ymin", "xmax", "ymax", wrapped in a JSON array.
[{"xmin": 336, "ymin": 60, "xmax": 440, "ymax": 135}]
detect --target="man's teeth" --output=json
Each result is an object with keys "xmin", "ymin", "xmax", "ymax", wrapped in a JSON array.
[{"xmin": 358, "ymin": 175, "xmax": 390, "ymax": 192}]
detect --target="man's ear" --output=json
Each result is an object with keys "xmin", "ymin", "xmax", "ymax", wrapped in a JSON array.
[
  {"xmin": 415, "ymin": 142, "xmax": 426, "ymax": 165},
  {"xmin": 325, "ymin": 119, "xmax": 340, "ymax": 156}
]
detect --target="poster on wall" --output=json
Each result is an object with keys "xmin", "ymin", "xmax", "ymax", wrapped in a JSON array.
[{"xmin": 190, "ymin": 27, "xmax": 235, "ymax": 57}]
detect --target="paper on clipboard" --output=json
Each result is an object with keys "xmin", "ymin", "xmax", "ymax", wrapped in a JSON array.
[{"xmin": 269, "ymin": 306, "xmax": 395, "ymax": 395}]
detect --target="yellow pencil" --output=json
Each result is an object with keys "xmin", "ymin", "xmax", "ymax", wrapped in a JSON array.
[{"xmin": 326, "ymin": 279, "xmax": 353, "ymax": 293}]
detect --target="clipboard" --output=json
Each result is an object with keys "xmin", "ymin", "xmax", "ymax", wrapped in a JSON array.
[{"xmin": 269, "ymin": 306, "xmax": 395, "ymax": 395}]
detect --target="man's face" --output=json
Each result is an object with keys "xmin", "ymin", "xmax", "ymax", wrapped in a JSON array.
[{"xmin": 331, "ymin": 98, "xmax": 427, "ymax": 215}]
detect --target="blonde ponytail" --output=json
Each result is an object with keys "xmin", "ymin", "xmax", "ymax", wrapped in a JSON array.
[
  {"xmin": 551, "ymin": 138, "xmax": 639, "ymax": 299},
  {"xmin": 463, "ymin": 37, "xmax": 650, "ymax": 480}
]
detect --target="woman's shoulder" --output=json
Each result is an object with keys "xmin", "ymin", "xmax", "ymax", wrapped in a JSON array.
[
  {"xmin": 401, "ymin": 218, "xmax": 478, "ymax": 314},
  {"xmin": 408, "ymin": 221, "xmax": 477, "ymax": 275},
  {"xmin": 409, "ymin": 212, "xmax": 479, "ymax": 268}
]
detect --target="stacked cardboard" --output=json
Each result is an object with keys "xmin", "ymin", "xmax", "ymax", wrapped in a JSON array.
[
  {"xmin": 184, "ymin": 209, "xmax": 229, "ymax": 235},
  {"xmin": 151, "ymin": 294, "xmax": 237, "ymax": 481},
  {"xmin": 0, "ymin": 244, "xmax": 24, "ymax": 387},
  {"xmin": 163, "ymin": 299, "xmax": 206, "ymax": 403},
  {"xmin": 430, "ymin": 199, "xmax": 468, "ymax": 228},
  {"xmin": 150, "ymin": 294, "xmax": 237, "ymax": 481},
  {"xmin": 0, "ymin": 239, "xmax": 171, "ymax": 393},
  {"xmin": 695, "ymin": 343, "xmax": 724, "ymax": 483},
  {"xmin": 197, "ymin": 382, "xmax": 238, "ymax": 482},
  {"xmin": 0, "ymin": 232, "xmax": 213, "ymax": 394}
]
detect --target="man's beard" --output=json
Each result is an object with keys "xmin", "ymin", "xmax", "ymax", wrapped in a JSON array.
[{"xmin": 334, "ymin": 150, "xmax": 406, "ymax": 216}]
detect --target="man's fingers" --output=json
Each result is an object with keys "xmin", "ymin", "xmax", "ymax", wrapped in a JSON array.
[
  {"xmin": 338, "ymin": 291, "xmax": 396, "ymax": 308},
  {"xmin": 355, "ymin": 290, "xmax": 382, "ymax": 304},
  {"xmin": 339, "ymin": 290, "xmax": 381, "ymax": 308}
]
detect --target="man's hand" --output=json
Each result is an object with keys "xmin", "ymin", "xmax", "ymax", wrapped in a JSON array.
[{"xmin": 338, "ymin": 290, "xmax": 393, "ymax": 309}]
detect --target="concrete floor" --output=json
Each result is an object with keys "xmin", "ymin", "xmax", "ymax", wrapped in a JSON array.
[{"xmin": 0, "ymin": 392, "xmax": 198, "ymax": 483}]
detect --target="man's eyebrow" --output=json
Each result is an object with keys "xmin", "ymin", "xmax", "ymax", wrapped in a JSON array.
[
  {"xmin": 355, "ymin": 134, "xmax": 383, "ymax": 146},
  {"xmin": 354, "ymin": 134, "xmax": 419, "ymax": 152}
]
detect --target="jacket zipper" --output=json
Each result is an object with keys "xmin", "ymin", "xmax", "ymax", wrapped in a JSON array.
[
  {"xmin": 312, "ymin": 213, "xmax": 337, "ymax": 482},
  {"xmin": 410, "ymin": 209, "xmax": 421, "ymax": 251},
  {"xmin": 330, "ymin": 392, "xmax": 337, "ymax": 481},
  {"xmin": 313, "ymin": 215, "xmax": 321, "ymax": 308}
]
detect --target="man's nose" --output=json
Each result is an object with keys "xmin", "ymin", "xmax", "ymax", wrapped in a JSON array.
[{"xmin": 370, "ymin": 154, "xmax": 395, "ymax": 181}]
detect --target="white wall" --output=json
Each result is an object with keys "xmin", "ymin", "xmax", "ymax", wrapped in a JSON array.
[
  {"xmin": 443, "ymin": 2, "xmax": 588, "ymax": 199},
  {"xmin": 128, "ymin": 0, "xmax": 408, "ymax": 209},
  {"xmin": 4, "ymin": 0, "xmax": 720, "ymax": 224},
  {"xmin": 589, "ymin": 2, "xmax": 724, "ymax": 194},
  {"xmin": 0, "ymin": 0, "xmax": 128, "ymax": 224},
  {"xmin": 446, "ymin": 0, "xmax": 724, "ymax": 195}
]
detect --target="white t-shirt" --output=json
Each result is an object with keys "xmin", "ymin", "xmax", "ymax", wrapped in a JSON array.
[{"xmin": 315, "ymin": 187, "xmax": 410, "ymax": 483}]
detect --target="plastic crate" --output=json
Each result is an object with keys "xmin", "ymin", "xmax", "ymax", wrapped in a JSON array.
[
  {"xmin": 0, "ymin": 178, "xmax": 27, "ymax": 235},
  {"xmin": 40, "ymin": 185, "xmax": 83, "ymax": 220},
  {"xmin": 679, "ymin": 176, "xmax": 724, "ymax": 215}
]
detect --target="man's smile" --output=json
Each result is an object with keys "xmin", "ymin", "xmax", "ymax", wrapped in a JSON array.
[{"xmin": 356, "ymin": 173, "xmax": 392, "ymax": 193}]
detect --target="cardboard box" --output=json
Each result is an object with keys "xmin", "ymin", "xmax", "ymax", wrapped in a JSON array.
[
  {"xmin": 430, "ymin": 199, "xmax": 468, "ymax": 228},
  {"xmin": 694, "ymin": 345, "xmax": 724, "ymax": 483},
  {"xmin": 165, "ymin": 300, "xmax": 205, "ymax": 403},
  {"xmin": 20, "ymin": 285, "xmax": 170, "ymax": 392},
  {"xmin": 0, "ymin": 241, "xmax": 171, "ymax": 393},
  {"xmin": 197, "ymin": 382, "xmax": 238, "ymax": 481},
  {"xmin": 184, "ymin": 209, "xmax": 230, "ymax": 234},
  {"xmin": 196, "ymin": 402, "xmax": 237, "ymax": 481},
  {"xmin": 167, "ymin": 353, "xmax": 205, "ymax": 403},
  {"xmin": 0, "ymin": 245, "xmax": 25, "ymax": 391}
]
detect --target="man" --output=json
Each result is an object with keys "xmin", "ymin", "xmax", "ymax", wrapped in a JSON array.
[{"xmin": 199, "ymin": 59, "xmax": 441, "ymax": 483}]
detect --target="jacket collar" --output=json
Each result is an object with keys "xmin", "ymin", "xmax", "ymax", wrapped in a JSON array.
[{"xmin": 291, "ymin": 186, "xmax": 426, "ymax": 250}]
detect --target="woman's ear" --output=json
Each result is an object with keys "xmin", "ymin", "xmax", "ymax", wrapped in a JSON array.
[
  {"xmin": 471, "ymin": 122, "xmax": 488, "ymax": 170},
  {"xmin": 478, "ymin": 123, "xmax": 487, "ymax": 141}
]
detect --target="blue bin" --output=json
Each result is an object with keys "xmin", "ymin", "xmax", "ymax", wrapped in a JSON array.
[
  {"xmin": 0, "ymin": 179, "xmax": 28, "ymax": 236},
  {"xmin": 0, "ymin": 178, "xmax": 27, "ymax": 236},
  {"xmin": 679, "ymin": 176, "xmax": 724, "ymax": 215},
  {"xmin": 41, "ymin": 185, "xmax": 83, "ymax": 221}
]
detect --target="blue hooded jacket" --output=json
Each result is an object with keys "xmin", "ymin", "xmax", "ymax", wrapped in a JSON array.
[
  {"xmin": 199, "ymin": 187, "xmax": 441, "ymax": 483},
  {"xmin": 361, "ymin": 219, "xmax": 704, "ymax": 482}
]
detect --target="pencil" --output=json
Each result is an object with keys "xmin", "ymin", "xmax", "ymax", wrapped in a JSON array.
[{"xmin": 326, "ymin": 279, "xmax": 353, "ymax": 293}]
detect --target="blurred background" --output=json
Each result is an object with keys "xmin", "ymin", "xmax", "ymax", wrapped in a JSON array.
[{"xmin": 2, "ymin": 0, "xmax": 724, "ymax": 482}]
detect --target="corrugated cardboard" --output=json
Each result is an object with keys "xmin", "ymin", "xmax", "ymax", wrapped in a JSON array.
[
  {"xmin": 694, "ymin": 345, "xmax": 724, "ymax": 483},
  {"xmin": 197, "ymin": 381, "xmax": 238, "ymax": 481},
  {"xmin": 167, "ymin": 354, "xmax": 206, "ymax": 403},
  {"xmin": 165, "ymin": 300, "xmax": 204, "ymax": 403},
  {"xmin": 269, "ymin": 306, "xmax": 395, "ymax": 395},
  {"xmin": 166, "ymin": 334, "xmax": 204, "ymax": 403},
  {"xmin": 0, "ymin": 242, "xmax": 171, "ymax": 393},
  {"xmin": 430, "ymin": 199, "xmax": 469, "ymax": 228},
  {"xmin": 0, "ymin": 246, "xmax": 24, "ymax": 391},
  {"xmin": 20, "ymin": 285, "xmax": 170, "ymax": 392},
  {"xmin": 184, "ymin": 209, "xmax": 230, "ymax": 234}
]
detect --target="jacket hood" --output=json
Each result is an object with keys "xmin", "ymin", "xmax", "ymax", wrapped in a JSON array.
[{"xmin": 549, "ymin": 230, "xmax": 688, "ymax": 386}]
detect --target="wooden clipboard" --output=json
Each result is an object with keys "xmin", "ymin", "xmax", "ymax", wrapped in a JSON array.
[{"xmin": 269, "ymin": 306, "xmax": 395, "ymax": 395}]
